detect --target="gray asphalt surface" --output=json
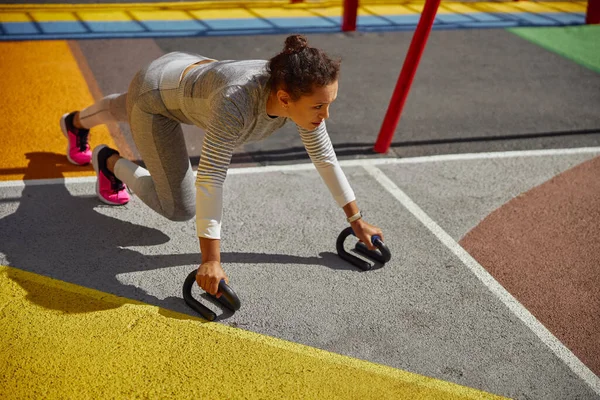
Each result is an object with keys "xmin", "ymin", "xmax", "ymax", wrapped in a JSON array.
[
  {"xmin": 1, "ymin": 21, "xmax": 600, "ymax": 400},
  {"xmin": 1, "ymin": 150, "xmax": 599, "ymax": 399},
  {"xmin": 76, "ymin": 30, "xmax": 600, "ymax": 166},
  {"xmin": 378, "ymin": 153, "xmax": 600, "ymax": 240}
]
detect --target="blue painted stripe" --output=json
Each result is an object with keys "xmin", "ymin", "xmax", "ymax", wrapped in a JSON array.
[
  {"xmin": 382, "ymin": 14, "xmax": 422, "ymax": 25},
  {"xmin": 86, "ymin": 21, "xmax": 145, "ymax": 33},
  {"xmin": 202, "ymin": 18, "xmax": 274, "ymax": 30},
  {"xmin": 450, "ymin": 20, "xmax": 519, "ymax": 29},
  {"xmin": 267, "ymin": 16, "xmax": 338, "ymax": 28},
  {"xmin": 38, "ymin": 21, "xmax": 87, "ymax": 34},
  {"xmin": 539, "ymin": 12, "xmax": 585, "ymax": 24},
  {"xmin": 435, "ymin": 13, "xmax": 478, "ymax": 24},
  {"xmin": 0, "ymin": 12, "xmax": 586, "ymax": 41},
  {"xmin": 492, "ymin": 12, "xmax": 561, "ymax": 26},
  {"xmin": 358, "ymin": 15, "xmax": 395, "ymax": 27},
  {"xmin": 1, "ymin": 21, "xmax": 39, "ymax": 35},
  {"xmin": 138, "ymin": 19, "xmax": 207, "ymax": 32},
  {"xmin": 457, "ymin": 20, "xmax": 519, "ymax": 29},
  {"xmin": 467, "ymin": 12, "xmax": 503, "ymax": 22}
]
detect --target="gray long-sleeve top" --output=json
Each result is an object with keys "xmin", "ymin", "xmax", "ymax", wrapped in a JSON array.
[{"xmin": 165, "ymin": 55, "xmax": 355, "ymax": 238}]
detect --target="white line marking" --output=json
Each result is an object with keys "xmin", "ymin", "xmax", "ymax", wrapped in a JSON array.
[
  {"xmin": 362, "ymin": 164, "xmax": 600, "ymax": 395},
  {"xmin": 1, "ymin": 147, "xmax": 599, "ymax": 188},
  {"xmin": 348, "ymin": 146, "xmax": 600, "ymax": 165},
  {"xmin": 2, "ymin": 147, "xmax": 598, "ymax": 386},
  {"xmin": 228, "ymin": 146, "xmax": 600, "ymax": 174},
  {"xmin": 0, "ymin": 176, "xmax": 96, "ymax": 188}
]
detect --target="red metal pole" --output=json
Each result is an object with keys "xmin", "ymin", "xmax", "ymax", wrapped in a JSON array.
[
  {"xmin": 373, "ymin": 0, "xmax": 441, "ymax": 154},
  {"xmin": 342, "ymin": 0, "xmax": 358, "ymax": 31},
  {"xmin": 587, "ymin": 0, "xmax": 600, "ymax": 24}
]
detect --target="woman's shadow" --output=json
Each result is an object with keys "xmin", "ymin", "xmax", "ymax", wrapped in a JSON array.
[
  {"xmin": 0, "ymin": 152, "xmax": 204, "ymax": 315},
  {"xmin": 0, "ymin": 152, "xmax": 356, "ymax": 319}
]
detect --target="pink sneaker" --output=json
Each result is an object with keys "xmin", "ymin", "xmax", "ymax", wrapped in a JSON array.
[
  {"xmin": 61, "ymin": 112, "xmax": 92, "ymax": 165},
  {"xmin": 92, "ymin": 145, "xmax": 130, "ymax": 206}
]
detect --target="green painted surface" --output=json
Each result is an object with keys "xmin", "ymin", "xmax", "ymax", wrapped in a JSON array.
[{"xmin": 508, "ymin": 26, "xmax": 600, "ymax": 74}]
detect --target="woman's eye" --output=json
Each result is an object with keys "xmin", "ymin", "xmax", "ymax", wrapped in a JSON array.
[{"xmin": 315, "ymin": 105, "xmax": 322, "ymax": 110}]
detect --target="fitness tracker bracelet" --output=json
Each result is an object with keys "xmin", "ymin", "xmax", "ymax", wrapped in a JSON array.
[{"xmin": 346, "ymin": 211, "xmax": 363, "ymax": 223}]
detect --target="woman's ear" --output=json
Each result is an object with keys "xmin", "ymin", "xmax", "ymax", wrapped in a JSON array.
[{"xmin": 277, "ymin": 90, "xmax": 291, "ymax": 108}]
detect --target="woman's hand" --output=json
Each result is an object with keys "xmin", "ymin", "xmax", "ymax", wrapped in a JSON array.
[
  {"xmin": 196, "ymin": 261, "xmax": 229, "ymax": 298},
  {"xmin": 351, "ymin": 219, "xmax": 384, "ymax": 250}
]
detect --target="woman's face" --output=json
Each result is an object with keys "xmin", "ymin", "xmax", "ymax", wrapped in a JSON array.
[{"xmin": 286, "ymin": 81, "xmax": 338, "ymax": 131}]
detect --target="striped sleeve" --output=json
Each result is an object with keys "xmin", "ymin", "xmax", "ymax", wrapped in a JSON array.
[
  {"xmin": 194, "ymin": 93, "xmax": 243, "ymax": 239},
  {"xmin": 297, "ymin": 122, "xmax": 355, "ymax": 207}
]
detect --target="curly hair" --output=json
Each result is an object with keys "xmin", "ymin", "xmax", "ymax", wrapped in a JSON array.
[{"xmin": 267, "ymin": 34, "xmax": 341, "ymax": 101}]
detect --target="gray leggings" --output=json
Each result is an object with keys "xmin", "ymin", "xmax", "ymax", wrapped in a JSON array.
[{"xmin": 79, "ymin": 53, "xmax": 203, "ymax": 221}]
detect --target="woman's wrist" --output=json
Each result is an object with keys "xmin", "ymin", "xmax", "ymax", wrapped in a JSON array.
[
  {"xmin": 346, "ymin": 210, "xmax": 363, "ymax": 223},
  {"xmin": 199, "ymin": 237, "xmax": 221, "ymax": 263},
  {"xmin": 350, "ymin": 218, "xmax": 365, "ymax": 228},
  {"xmin": 343, "ymin": 200, "xmax": 360, "ymax": 219}
]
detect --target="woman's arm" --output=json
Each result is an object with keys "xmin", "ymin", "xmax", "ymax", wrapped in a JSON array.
[
  {"xmin": 194, "ymin": 92, "xmax": 243, "ymax": 239},
  {"xmin": 297, "ymin": 122, "xmax": 355, "ymax": 206},
  {"xmin": 194, "ymin": 92, "xmax": 244, "ymax": 295},
  {"xmin": 298, "ymin": 122, "xmax": 384, "ymax": 248}
]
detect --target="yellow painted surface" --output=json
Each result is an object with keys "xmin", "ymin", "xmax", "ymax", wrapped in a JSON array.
[
  {"xmin": 472, "ymin": 2, "xmax": 536, "ymax": 13},
  {"xmin": 0, "ymin": 1, "xmax": 589, "ymax": 12},
  {"xmin": 0, "ymin": 42, "xmax": 115, "ymax": 181},
  {"xmin": 0, "ymin": 2, "xmax": 585, "ymax": 23},
  {"xmin": 189, "ymin": 8, "xmax": 255, "ymax": 20},
  {"xmin": 306, "ymin": 6, "xmax": 345, "ymax": 17},
  {"xmin": 441, "ymin": 3, "xmax": 482, "ymax": 14},
  {"xmin": 77, "ymin": 10, "xmax": 131, "ymax": 22},
  {"xmin": 362, "ymin": 4, "xmax": 418, "ymax": 15},
  {"xmin": 510, "ymin": 2, "xmax": 561, "ymax": 13},
  {"xmin": 131, "ymin": 10, "xmax": 193, "ymax": 21},
  {"xmin": 307, "ymin": 5, "xmax": 373, "ymax": 18},
  {"xmin": 249, "ymin": 7, "xmax": 316, "ymax": 18},
  {"xmin": 195, "ymin": 6, "xmax": 352, "ymax": 18},
  {"xmin": 367, "ymin": 3, "xmax": 473, "ymax": 15},
  {"xmin": 549, "ymin": 2, "xmax": 587, "ymax": 12},
  {"xmin": 406, "ymin": 2, "xmax": 426, "ymax": 13},
  {"xmin": 0, "ymin": 0, "xmax": 298, "ymax": 11},
  {"xmin": 466, "ymin": 2, "xmax": 583, "ymax": 13},
  {"xmin": 0, "ymin": 265, "xmax": 506, "ymax": 399},
  {"xmin": 29, "ymin": 11, "xmax": 79, "ymax": 22},
  {"xmin": 0, "ymin": 12, "xmax": 29, "ymax": 22}
]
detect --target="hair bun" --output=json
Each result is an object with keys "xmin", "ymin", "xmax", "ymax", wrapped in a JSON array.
[{"xmin": 283, "ymin": 34, "xmax": 308, "ymax": 55}]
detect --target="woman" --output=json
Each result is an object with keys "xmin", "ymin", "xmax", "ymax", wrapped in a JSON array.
[{"xmin": 60, "ymin": 34, "xmax": 384, "ymax": 298}]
